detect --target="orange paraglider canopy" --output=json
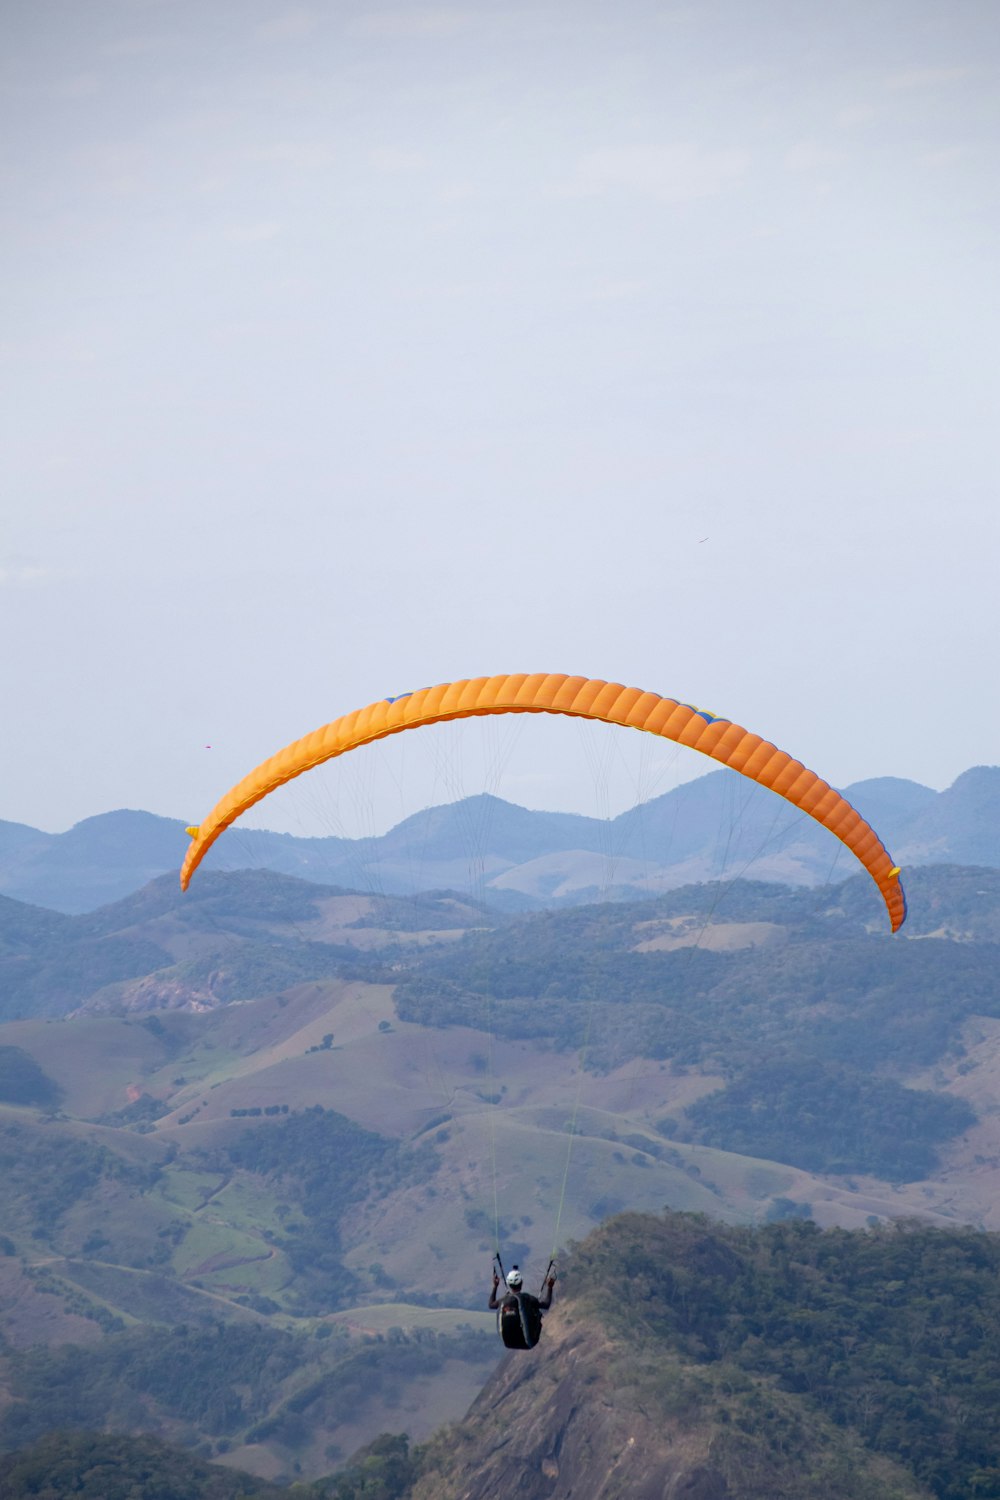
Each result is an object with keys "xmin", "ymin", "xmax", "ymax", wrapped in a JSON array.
[{"xmin": 181, "ymin": 673, "xmax": 905, "ymax": 931}]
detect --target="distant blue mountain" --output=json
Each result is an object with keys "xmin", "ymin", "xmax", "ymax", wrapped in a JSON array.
[{"xmin": 1, "ymin": 767, "xmax": 997, "ymax": 914}]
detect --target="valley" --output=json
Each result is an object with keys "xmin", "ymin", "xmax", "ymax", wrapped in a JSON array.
[{"xmin": 2, "ymin": 862, "xmax": 999, "ymax": 1480}]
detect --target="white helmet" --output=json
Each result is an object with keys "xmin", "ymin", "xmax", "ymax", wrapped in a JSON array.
[{"xmin": 506, "ymin": 1268, "xmax": 523, "ymax": 1289}]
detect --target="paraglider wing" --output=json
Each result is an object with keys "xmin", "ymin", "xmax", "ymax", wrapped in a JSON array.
[{"xmin": 180, "ymin": 673, "xmax": 905, "ymax": 931}]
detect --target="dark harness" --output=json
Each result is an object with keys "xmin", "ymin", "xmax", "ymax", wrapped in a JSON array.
[{"xmin": 498, "ymin": 1290, "xmax": 543, "ymax": 1350}]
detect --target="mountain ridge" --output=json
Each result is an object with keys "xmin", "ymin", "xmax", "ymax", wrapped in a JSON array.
[{"xmin": 4, "ymin": 766, "xmax": 1000, "ymax": 914}]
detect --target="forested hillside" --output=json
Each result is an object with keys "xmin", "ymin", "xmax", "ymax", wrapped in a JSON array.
[
  {"xmin": 411, "ymin": 1210, "xmax": 1000, "ymax": 1500},
  {"xmin": 8, "ymin": 1211, "xmax": 1000, "ymax": 1499},
  {"xmin": 1, "ymin": 864, "xmax": 1000, "ymax": 1484}
]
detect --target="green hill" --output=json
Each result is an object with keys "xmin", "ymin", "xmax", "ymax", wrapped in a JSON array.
[
  {"xmin": 9, "ymin": 1211, "xmax": 1000, "ymax": 1498},
  {"xmin": 2, "ymin": 866, "xmax": 1000, "ymax": 1482},
  {"xmin": 411, "ymin": 1209, "xmax": 1000, "ymax": 1500},
  {"xmin": 0, "ymin": 1430, "xmax": 287, "ymax": 1498}
]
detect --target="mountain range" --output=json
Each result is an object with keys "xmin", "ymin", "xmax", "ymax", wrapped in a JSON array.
[{"xmin": 3, "ymin": 764, "xmax": 999, "ymax": 914}]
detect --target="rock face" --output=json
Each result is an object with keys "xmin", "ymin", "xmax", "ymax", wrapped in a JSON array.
[
  {"xmin": 409, "ymin": 1300, "xmax": 929, "ymax": 1500},
  {"xmin": 411, "ymin": 1314, "xmax": 730, "ymax": 1500}
]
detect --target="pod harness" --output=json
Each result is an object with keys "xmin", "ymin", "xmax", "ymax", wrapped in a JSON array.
[{"xmin": 493, "ymin": 1255, "xmax": 555, "ymax": 1351}]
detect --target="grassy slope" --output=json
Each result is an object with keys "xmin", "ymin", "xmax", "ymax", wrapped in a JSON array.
[{"xmin": 3, "ymin": 869, "xmax": 1000, "ymax": 1480}]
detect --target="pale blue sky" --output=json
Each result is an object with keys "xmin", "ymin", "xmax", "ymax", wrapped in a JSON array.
[{"xmin": 3, "ymin": 0, "xmax": 998, "ymax": 836}]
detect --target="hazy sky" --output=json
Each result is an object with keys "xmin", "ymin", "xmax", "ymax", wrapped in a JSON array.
[{"xmin": 3, "ymin": 0, "xmax": 998, "ymax": 838}]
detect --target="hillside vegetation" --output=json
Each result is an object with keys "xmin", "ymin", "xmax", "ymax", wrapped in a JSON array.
[
  {"xmin": 570, "ymin": 1212, "xmax": 1000, "ymax": 1499},
  {"xmin": 412, "ymin": 1209, "xmax": 1000, "ymax": 1500},
  {"xmin": 8, "ymin": 1211, "xmax": 1000, "ymax": 1498},
  {"xmin": 1, "ymin": 865, "xmax": 1000, "ymax": 1482},
  {"xmin": 0, "ymin": 1431, "xmax": 287, "ymax": 1499}
]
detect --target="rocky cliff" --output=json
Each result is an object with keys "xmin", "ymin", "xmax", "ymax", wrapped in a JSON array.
[{"xmin": 409, "ymin": 1303, "xmax": 927, "ymax": 1500}]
